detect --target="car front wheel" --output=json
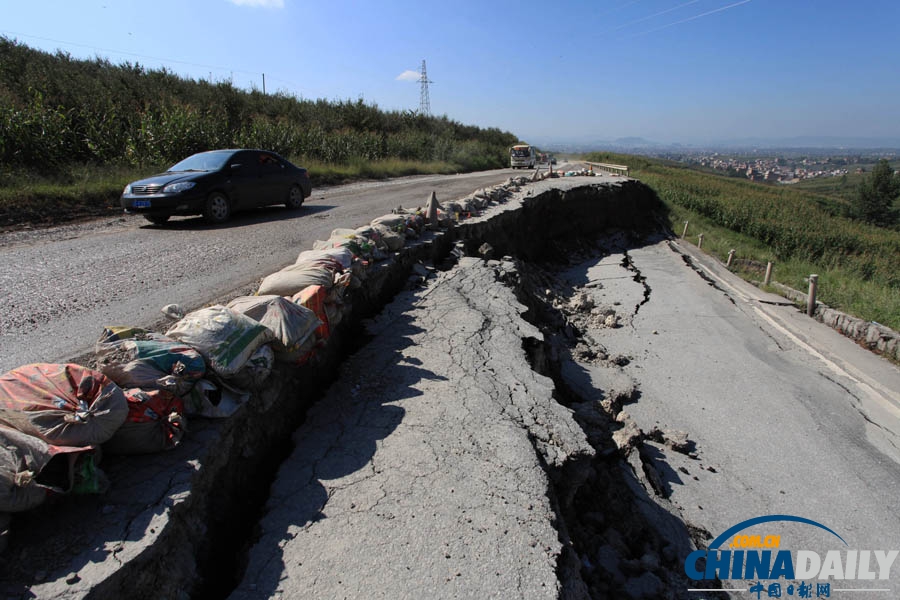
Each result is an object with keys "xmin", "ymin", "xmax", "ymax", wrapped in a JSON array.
[
  {"xmin": 203, "ymin": 192, "xmax": 231, "ymax": 224},
  {"xmin": 286, "ymin": 185, "xmax": 304, "ymax": 209}
]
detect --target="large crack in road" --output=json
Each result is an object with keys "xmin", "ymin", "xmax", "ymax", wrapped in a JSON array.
[
  {"xmin": 5, "ymin": 179, "xmax": 712, "ymax": 598},
  {"xmin": 2, "ymin": 179, "xmax": 785, "ymax": 599},
  {"xmin": 503, "ymin": 244, "xmax": 727, "ymax": 599}
]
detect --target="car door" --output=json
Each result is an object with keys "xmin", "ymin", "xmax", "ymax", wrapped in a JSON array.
[
  {"xmin": 256, "ymin": 152, "xmax": 292, "ymax": 206},
  {"xmin": 225, "ymin": 150, "xmax": 258, "ymax": 210}
]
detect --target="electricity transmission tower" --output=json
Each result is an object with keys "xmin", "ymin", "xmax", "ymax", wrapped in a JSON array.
[{"xmin": 418, "ymin": 60, "xmax": 432, "ymax": 115}]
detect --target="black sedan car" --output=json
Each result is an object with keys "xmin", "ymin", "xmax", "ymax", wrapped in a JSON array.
[{"xmin": 121, "ymin": 149, "xmax": 312, "ymax": 225}]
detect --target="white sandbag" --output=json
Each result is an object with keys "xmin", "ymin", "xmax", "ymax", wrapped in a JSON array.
[
  {"xmin": 372, "ymin": 223, "xmax": 405, "ymax": 251},
  {"xmin": 226, "ymin": 295, "xmax": 322, "ymax": 361},
  {"xmin": 257, "ymin": 263, "xmax": 334, "ymax": 296},
  {"xmin": 295, "ymin": 247, "xmax": 354, "ymax": 270},
  {"xmin": 226, "ymin": 344, "xmax": 274, "ymax": 391},
  {"xmin": 165, "ymin": 305, "xmax": 274, "ymax": 378},
  {"xmin": 371, "ymin": 214, "xmax": 407, "ymax": 230}
]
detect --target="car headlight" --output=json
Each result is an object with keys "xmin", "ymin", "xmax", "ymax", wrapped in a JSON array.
[
  {"xmin": 162, "ymin": 181, "xmax": 196, "ymax": 194},
  {"xmin": 123, "ymin": 184, "xmax": 131, "ymax": 194}
]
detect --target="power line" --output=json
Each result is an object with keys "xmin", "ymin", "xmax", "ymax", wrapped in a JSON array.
[{"xmin": 623, "ymin": 0, "xmax": 753, "ymax": 39}]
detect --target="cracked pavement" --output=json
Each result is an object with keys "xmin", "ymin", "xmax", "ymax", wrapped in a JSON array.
[
  {"xmin": 554, "ymin": 237, "xmax": 900, "ymax": 596},
  {"xmin": 230, "ymin": 256, "xmax": 594, "ymax": 600}
]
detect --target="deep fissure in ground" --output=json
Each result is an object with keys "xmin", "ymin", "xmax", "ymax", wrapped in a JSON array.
[
  {"xmin": 496, "ymin": 240, "xmax": 726, "ymax": 599},
  {"xmin": 2, "ymin": 182, "xmax": 730, "ymax": 599},
  {"xmin": 191, "ymin": 183, "xmax": 722, "ymax": 599}
]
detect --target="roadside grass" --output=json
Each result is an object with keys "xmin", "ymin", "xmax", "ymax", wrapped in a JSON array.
[
  {"xmin": 0, "ymin": 163, "xmax": 136, "ymax": 227},
  {"xmin": 0, "ymin": 158, "xmax": 466, "ymax": 229},
  {"xmin": 664, "ymin": 200, "xmax": 900, "ymax": 331},
  {"xmin": 301, "ymin": 158, "xmax": 459, "ymax": 186}
]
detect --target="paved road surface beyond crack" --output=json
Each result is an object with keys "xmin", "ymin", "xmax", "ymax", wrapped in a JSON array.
[{"xmin": 230, "ymin": 257, "xmax": 594, "ymax": 599}]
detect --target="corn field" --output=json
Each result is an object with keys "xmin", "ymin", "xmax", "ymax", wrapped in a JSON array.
[{"xmin": 0, "ymin": 37, "xmax": 517, "ymax": 172}]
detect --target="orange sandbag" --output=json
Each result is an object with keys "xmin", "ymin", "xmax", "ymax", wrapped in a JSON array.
[{"xmin": 292, "ymin": 285, "xmax": 330, "ymax": 342}]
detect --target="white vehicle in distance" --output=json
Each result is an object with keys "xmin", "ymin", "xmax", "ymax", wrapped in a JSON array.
[{"xmin": 509, "ymin": 144, "xmax": 536, "ymax": 169}]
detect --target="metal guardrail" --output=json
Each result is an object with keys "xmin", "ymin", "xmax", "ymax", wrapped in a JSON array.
[{"xmin": 584, "ymin": 161, "xmax": 630, "ymax": 176}]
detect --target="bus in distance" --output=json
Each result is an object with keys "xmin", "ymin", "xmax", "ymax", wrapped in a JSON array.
[{"xmin": 510, "ymin": 144, "xmax": 536, "ymax": 169}]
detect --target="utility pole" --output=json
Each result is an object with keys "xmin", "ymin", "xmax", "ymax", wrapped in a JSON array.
[
  {"xmin": 262, "ymin": 73, "xmax": 266, "ymax": 95},
  {"xmin": 419, "ymin": 60, "xmax": 432, "ymax": 115}
]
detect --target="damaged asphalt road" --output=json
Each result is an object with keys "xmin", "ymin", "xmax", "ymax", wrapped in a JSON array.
[
  {"xmin": 231, "ymin": 225, "xmax": 900, "ymax": 597},
  {"xmin": 230, "ymin": 256, "xmax": 594, "ymax": 599},
  {"xmin": 543, "ymin": 237, "xmax": 900, "ymax": 597},
  {"xmin": 3, "ymin": 174, "xmax": 900, "ymax": 599}
]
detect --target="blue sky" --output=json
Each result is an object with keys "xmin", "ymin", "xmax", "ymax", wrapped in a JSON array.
[{"xmin": 2, "ymin": 0, "xmax": 899, "ymax": 146}]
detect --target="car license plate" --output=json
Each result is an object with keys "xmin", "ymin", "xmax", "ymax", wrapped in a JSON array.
[{"xmin": 133, "ymin": 200, "xmax": 151, "ymax": 208}]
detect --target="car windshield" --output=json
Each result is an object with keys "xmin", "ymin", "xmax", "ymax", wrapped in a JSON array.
[{"xmin": 167, "ymin": 151, "xmax": 233, "ymax": 172}]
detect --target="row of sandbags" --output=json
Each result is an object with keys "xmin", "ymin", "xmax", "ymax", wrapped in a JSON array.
[
  {"xmin": 0, "ymin": 296, "xmax": 329, "ymax": 514},
  {"xmin": 0, "ymin": 178, "xmax": 535, "ymax": 518}
]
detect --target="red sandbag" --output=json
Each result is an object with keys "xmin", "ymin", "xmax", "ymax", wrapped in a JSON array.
[
  {"xmin": 104, "ymin": 388, "xmax": 186, "ymax": 455},
  {"xmin": 0, "ymin": 364, "xmax": 128, "ymax": 447}
]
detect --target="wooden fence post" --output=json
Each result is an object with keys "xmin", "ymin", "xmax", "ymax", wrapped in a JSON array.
[
  {"xmin": 764, "ymin": 262, "xmax": 773, "ymax": 286},
  {"xmin": 807, "ymin": 274, "xmax": 818, "ymax": 317},
  {"xmin": 697, "ymin": 233, "xmax": 704, "ymax": 249},
  {"xmin": 726, "ymin": 249, "xmax": 735, "ymax": 267},
  {"xmin": 682, "ymin": 221, "xmax": 689, "ymax": 239}
]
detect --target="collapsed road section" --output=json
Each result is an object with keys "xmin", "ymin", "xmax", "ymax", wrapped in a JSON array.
[{"xmin": 0, "ymin": 177, "xmax": 719, "ymax": 599}]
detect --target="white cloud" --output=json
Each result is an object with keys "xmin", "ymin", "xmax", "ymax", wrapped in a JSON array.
[
  {"xmin": 227, "ymin": 0, "xmax": 285, "ymax": 8},
  {"xmin": 395, "ymin": 70, "xmax": 420, "ymax": 82}
]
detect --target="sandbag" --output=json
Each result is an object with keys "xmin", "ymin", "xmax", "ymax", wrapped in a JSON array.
[
  {"xmin": 0, "ymin": 364, "xmax": 128, "ymax": 447},
  {"xmin": 104, "ymin": 388, "xmax": 186, "ymax": 455},
  {"xmin": 371, "ymin": 214, "xmax": 407, "ymax": 230},
  {"xmin": 356, "ymin": 226, "xmax": 387, "ymax": 251},
  {"xmin": 443, "ymin": 201, "xmax": 464, "ymax": 219},
  {"xmin": 181, "ymin": 379, "xmax": 248, "ymax": 419},
  {"xmin": 293, "ymin": 285, "xmax": 331, "ymax": 342},
  {"xmin": 312, "ymin": 234, "xmax": 373, "ymax": 259},
  {"xmin": 226, "ymin": 295, "xmax": 322, "ymax": 362},
  {"xmin": 295, "ymin": 247, "xmax": 354, "ymax": 270},
  {"xmin": 95, "ymin": 327, "xmax": 205, "ymax": 395},
  {"xmin": 226, "ymin": 344, "xmax": 274, "ymax": 391},
  {"xmin": 165, "ymin": 306, "xmax": 275, "ymax": 377},
  {"xmin": 0, "ymin": 425, "xmax": 101, "ymax": 512},
  {"xmin": 257, "ymin": 263, "xmax": 335, "ymax": 296},
  {"xmin": 372, "ymin": 223, "xmax": 405, "ymax": 251}
]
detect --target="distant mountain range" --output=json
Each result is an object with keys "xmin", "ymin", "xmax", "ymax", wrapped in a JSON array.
[{"xmin": 527, "ymin": 135, "xmax": 900, "ymax": 152}]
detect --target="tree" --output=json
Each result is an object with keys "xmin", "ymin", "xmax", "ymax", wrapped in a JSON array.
[{"xmin": 852, "ymin": 159, "xmax": 899, "ymax": 225}]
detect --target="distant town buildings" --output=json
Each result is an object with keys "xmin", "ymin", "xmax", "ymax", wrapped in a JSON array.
[{"xmin": 690, "ymin": 155, "xmax": 850, "ymax": 184}]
